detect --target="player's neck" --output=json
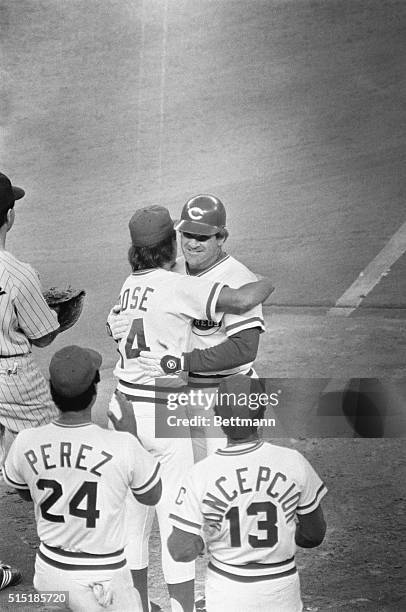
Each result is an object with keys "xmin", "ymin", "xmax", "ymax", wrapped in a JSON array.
[
  {"xmin": 226, "ymin": 433, "xmax": 260, "ymax": 446},
  {"xmin": 55, "ymin": 407, "xmax": 93, "ymax": 425},
  {"xmin": 0, "ymin": 228, "xmax": 7, "ymax": 249},
  {"xmin": 187, "ymin": 251, "xmax": 227, "ymax": 276}
]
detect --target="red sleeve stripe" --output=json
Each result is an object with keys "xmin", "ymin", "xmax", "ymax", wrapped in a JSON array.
[
  {"xmin": 206, "ymin": 282, "xmax": 221, "ymax": 320},
  {"xmin": 2, "ymin": 465, "xmax": 29, "ymax": 489},
  {"xmin": 169, "ymin": 513, "xmax": 202, "ymax": 530},
  {"xmin": 225, "ymin": 317, "xmax": 265, "ymax": 333},
  {"xmin": 297, "ymin": 484, "xmax": 327, "ymax": 511},
  {"xmin": 131, "ymin": 462, "xmax": 161, "ymax": 493}
]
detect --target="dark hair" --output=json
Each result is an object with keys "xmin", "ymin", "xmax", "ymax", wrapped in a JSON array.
[
  {"xmin": 50, "ymin": 371, "xmax": 100, "ymax": 412},
  {"xmin": 128, "ymin": 230, "xmax": 176, "ymax": 271},
  {"xmin": 0, "ymin": 203, "xmax": 13, "ymax": 228},
  {"xmin": 219, "ymin": 405, "xmax": 266, "ymax": 440},
  {"xmin": 216, "ymin": 228, "xmax": 229, "ymax": 242}
]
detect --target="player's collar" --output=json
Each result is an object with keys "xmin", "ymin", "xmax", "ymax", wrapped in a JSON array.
[
  {"xmin": 52, "ymin": 420, "xmax": 94, "ymax": 428},
  {"xmin": 131, "ymin": 268, "xmax": 160, "ymax": 276},
  {"xmin": 186, "ymin": 253, "xmax": 230, "ymax": 277},
  {"xmin": 215, "ymin": 440, "xmax": 264, "ymax": 456}
]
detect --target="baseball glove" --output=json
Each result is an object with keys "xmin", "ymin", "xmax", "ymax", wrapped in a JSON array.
[{"xmin": 43, "ymin": 286, "xmax": 86, "ymax": 333}]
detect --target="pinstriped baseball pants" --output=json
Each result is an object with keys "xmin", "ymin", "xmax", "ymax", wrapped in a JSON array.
[{"xmin": 0, "ymin": 353, "xmax": 58, "ymax": 463}]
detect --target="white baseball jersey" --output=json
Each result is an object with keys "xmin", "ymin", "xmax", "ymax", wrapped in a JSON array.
[
  {"xmin": 113, "ymin": 268, "xmax": 223, "ymax": 390},
  {"xmin": 169, "ymin": 440, "xmax": 327, "ymax": 581},
  {"xmin": 173, "ymin": 255, "xmax": 265, "ymax": 383},
  {"xmin": 0, "ymin": 250, "xmax": 59, "ymax": 356},
  {"xmin": 3, "ymin": 421, "xmax": 160, "ymax": 569}
]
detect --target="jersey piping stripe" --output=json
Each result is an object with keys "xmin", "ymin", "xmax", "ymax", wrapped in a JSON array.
[
  {"xmin": 2, "ymin": 464, "xmax": 28, "ymax": 489},
  {"xmin": 51, "ymin": 422, "xmax": 93, "ymax": 428},
  {"xmin": 131, "ymin": 462, "xmax": 161, "ymax": 493},
  {"xmin": 188, "ymin": 368, "xmax": 254, "ymax": 380},
  {"xmin": 225, "ymin": 317, "xmax": 265, "ymax": 333},
  {"xmin": 38, "ymin": 549, "xmax": 127, "ymax": 571},
  {"xmin": 211, "ymin": 555, "xmax": 295, "ymax": 570},
  {"xmin": 131, "ymin": 269, "xmax": 160, "ymax": 276},
  {"xmin": 205, "ymin": 282, "xmax": 221, "ymax": 321},
  {"xmin": 297, "ymin": 483, "xmax": 327, "ymax": 511},
  {"xmin": 207, "ymin": 562, "xmax": 297, "ymax": 583},
  {"xmin": 215, "ymin": 441, "xmax": 264, "ymax": 456},
  {"xmin": 123, "ymin": 394, "xmax": 168, "ymax": 405},
  {"xmin": 118, "ymin": 380, "xmax": 187, "ymax": 393},
  {"xmin": 43, "ymin": 543, "xmax": 125, "ymax": 559},
  {"xmin": 169, "ymin": 513, "xmax": 202, "ymax": 530},
  {"xmin": 186, "ymin": 254, "xmax": 231, "ymax": 277}
]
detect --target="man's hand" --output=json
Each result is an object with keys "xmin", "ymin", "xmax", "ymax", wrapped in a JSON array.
[
  {"xmin": 138, "ymin": 351, "xmax": 182, "ymax": 376},
  {"xmin": 107, "ymin": 390, "xmax": 138, "ymax": 438},
  {"xmin": 106, "ymin": 305, "xmax": 131, "ymax": 341}
]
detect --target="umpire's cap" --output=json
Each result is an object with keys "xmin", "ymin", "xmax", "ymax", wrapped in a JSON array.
[
  {"xmin": 0, "ymin": 172, "xmax": 25, "ymax": 215},
  {"xmin": 49, "ymin": 345, "xmax": 102, "ymax": 398},
  {"xmin": 175, "ymin": 195, "xmax": 226, "ymax": 236}
]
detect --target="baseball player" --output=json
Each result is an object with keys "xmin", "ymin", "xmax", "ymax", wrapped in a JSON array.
[
  {"xmin": 138, "ymin": 195, "xmax": 267, "ymax": 455},
  {"xmin": 167, "ymin": 375, "xmax": 327, "ymax": 612},
  {"xmin": 0, "ymin": 171, "xmax": 61, "ymax": 465},
  {"xmin": 3, "ymin": 345, "xmax": 162, "ymax": 612},
  {"xmin": 107, "ymin": 205, "xmax": 274, "ymax": 612}
]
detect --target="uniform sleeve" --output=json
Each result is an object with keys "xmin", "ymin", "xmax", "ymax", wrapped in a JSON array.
[
  {"xmin": 175, "ymin": 275, "xmax": 225, "ymax": 323},
  {"xmin": 126, "ymin": 435, "xmax": 161, "ymax": 496},
  {"xmin": 222, "ymin": 268, "xmax": 265, "ymax": 336},
  {"xmin": 169, "ymin": 469, "xmax": 203, "ymax": 536},
  {"xmin": 13, "ymin": 264, "xmax": 59, "ymax": 339},
  {"xmin": 3, "ymin": 435, "xmax": 30, "ymax": 491},
  {"xmin": 296, "ymin": 452, "xmax": 327, "ymax": 515}
]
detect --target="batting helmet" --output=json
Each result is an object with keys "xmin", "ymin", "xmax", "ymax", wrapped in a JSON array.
[{"xmin": 175, "ymin": 194, "xmax": 226, "ymax": 236}]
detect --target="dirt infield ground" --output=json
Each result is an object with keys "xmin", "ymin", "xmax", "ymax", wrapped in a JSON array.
[{"xmin": 1, "ymin": 434, "xmax": 405, "ymax": 611}]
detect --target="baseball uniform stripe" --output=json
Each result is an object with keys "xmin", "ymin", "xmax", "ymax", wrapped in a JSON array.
[
  {"xmin": 207, "ymin": 563, "xmax": 297, "ymax": 582},
  {"xmin": 296, "ymin": 483, "xmax": 328, "ymax": 514},
  {"xmin": 205, "ymin": 281, "xmax": 222, "ymax": 321},
  {"xmin": 215, "ymin": 441, "xmax": 264, "ymax": 456},
  {"xmin": 43, "ymin": 543, "xmax": 125, "ymax": 558},
  {"xmin": 225, "ymin": 317, "xmax": 265, "ymax": 334},
  {"xmin": 131, "ymin": 462, "xmax": 161, "ymax": 494},
  {"xmin": 38, "ymin": 550, "xmax": 127, "ymax": 571},
  {"xmin": 2, "ymin": 464, "xmax": 28, "ymax": 489},
  {"xmin": 169, "ymin": 513, "xmax": 202, "ymax": 533}
]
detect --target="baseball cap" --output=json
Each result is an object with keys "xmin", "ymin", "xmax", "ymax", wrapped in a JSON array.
[
  {"xmin": 0, "ymin": 172, "xmax": 25, "ymax": 215},
  {"xmin": 49, "ymin": 345, "xmax": 102, "ymax": 398},
  {"xmin": 175, "ymin": 194, "xmax": 226, "ymax": 236},
  {"xmin": 129, "ymin": 205, "xmax": 174, "ymax": 247}
]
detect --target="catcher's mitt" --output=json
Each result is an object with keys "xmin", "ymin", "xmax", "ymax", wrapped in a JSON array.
[{"xmin": 43, "ymin": 286, "xmax": 86, "ymax": 333}]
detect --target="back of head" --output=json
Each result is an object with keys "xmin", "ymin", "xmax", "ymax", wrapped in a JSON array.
[
  {"xmin": 215, "ymin": 375, "xmax": 266, "ymax": 440},
  {"xmin": 175, "ymin": 194, "xmax": 226, "ymax": 236},
  {"xmin": 49, "ymin": 345, "xmax": 102, "ymax": 412},
  {"xmin": 0, "ymin": 172, "xmax": 25, "ymax": 226},
  {"xmin": 128, "ymin": 205, "xmax": 176, "ymax": 270}
]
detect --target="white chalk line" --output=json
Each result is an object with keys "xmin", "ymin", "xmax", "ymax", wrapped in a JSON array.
[{"xmin": 329, "ymin": 218, "xmax": 406, "ymax": 316}]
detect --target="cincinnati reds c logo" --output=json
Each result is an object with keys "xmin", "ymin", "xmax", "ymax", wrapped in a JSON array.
[
  {"xmin": 167, "ymin": 359, "xmax": 177, "ymax": 370},
  {"xmin": 188, "ymin": 206, "xmax": 205, "ymax": 220}
]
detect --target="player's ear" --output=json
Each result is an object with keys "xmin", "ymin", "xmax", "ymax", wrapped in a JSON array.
[
  {"xmin": 216, "ymin": 228, "xmax": 228, "ymax": 245},
  {"xmin": 7, "ymin": 207, "xmax": 15, "ymax": 230}
]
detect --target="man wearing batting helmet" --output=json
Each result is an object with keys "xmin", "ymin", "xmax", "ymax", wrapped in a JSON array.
[
  {"xmin": 138, "ymin": 194, "xmax": 267, "ymax": 455},
  {"xmin": 106, "ymin": 205, "xmax": 274, "ymax": 612}
]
